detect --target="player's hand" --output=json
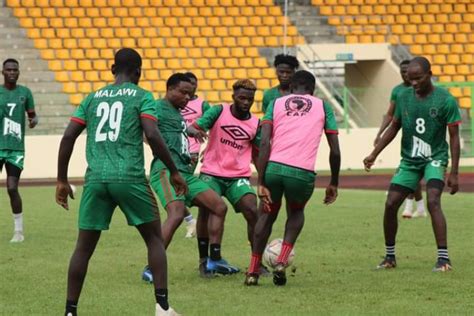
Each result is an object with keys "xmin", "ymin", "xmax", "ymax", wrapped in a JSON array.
[
  {"xmin": 447, "ymin": 173, "xmax": 459, "ymax": 195},
  {"xmin": 363, "ymin": 154, "xmax": 376, "ymax": 172},
  {"xmin": 28, "ymin": 116, "xmax": 38, "ymax": 128},
  {"xmin": 257, "ymin": 185, "xmax": 273, "ymax": 213},
  {"xmin": 56, "ymin": 181, "xmax": 74, "ymax": 210},
  {"xmin": 324, "ymin": 185, "xmax": 338, "ymax": 205},
  {"xmin": 169, "ymin": 171, "xmax": 188, "ymax": 196},
  {"xmin": 192, "ymin": 130, "xmax": 208, "ymax": 144}
]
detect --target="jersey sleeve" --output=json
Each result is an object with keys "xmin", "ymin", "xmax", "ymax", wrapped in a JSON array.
[
  {"xmin": 140, "ymin": 92, "xmax": 158, "ymax": 121},
  {"xmin": 71, "ymin": 94, "xmax": 91, "ymax": 125},
  {"xmin": 261, "ymin": 101, "xmax": 274, "ymax": 124},
  {"xmin": 323, "ymin": 101, "xmax": 338, "ymax": 134},
  {"xmin": 390, "ymin": 86, "xmax": 398, "ymax": 103},
  {"xmin": 393, "ymin": 97, "xmax": 402, "ymax": 122},
  {"xmin": 202, "ymin": 101, "xmax": 211, "ymax": 113},
  {"xmin": 195, "ymin": 104, "xmax": 223, "ymax": 131},
  {"xmin": 252, "ymin": 123, "xmax": 261, "ymax": 146},
  {"xmin": 444, "ymin": 95, "xmax": 462, "ymax": 126},
  {"xmin": 25, "ymin": 87, "xmax": 35, "ymax": 111}
]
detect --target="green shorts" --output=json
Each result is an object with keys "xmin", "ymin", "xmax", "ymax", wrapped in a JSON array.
[
  {"xmin": 391, "ymin": 160, "xmax": 446, "ymax": 192},
  {"xmin": 150, "ymin": 168, "xmax": 210, "ymax": 208},
  {"xmin": 264, "ymin": 162, "xmax": 315, "ymax": 207},
  {"xmin": 0, "ymin": 149, "xmax": 25, "ymax": 170},
  {"xmin": 78, "ymin": 182, "xmax": 160, "ymax": 231},
  {"xmin": 199, "ymin": 173, "xmax": 255, "ymax": 212}
]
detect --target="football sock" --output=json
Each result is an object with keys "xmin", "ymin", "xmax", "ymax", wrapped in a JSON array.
[
  {"xmin": 13, "ymin": 213, "xmax": 23, "ymax": 232},
  {"xmin": 385, "ymin": 244, "xmax": 395, "ymax": 258},
  {"xmin": 155, "ymin": 288, "xmax": 169, "ymax": 311},
  {"xmin": 197, "ymin": 238, "xmax": 209, "ymax": 259},
  {"xmin": 437, "ymin": 247, "xmax": 449, "ymax": 261},
  {"xmin": 65, "ymin": 300, "xmax": 78, "ymax": 316},
  {"xmin": 210, "ymin": 243, "xmax": 222, "ymax": 261},
  {"xmin": 248, "ymin": 253, "xmax": 262, "ymax": 274},
  {"xmin": 416, "ymin": 199, "xmax": 426, "ymax": 213},
  {"xmin": 404, "ymin": 198, "xmax": 414, "ymax": 212},
  {"xmin": 184, "ymin": 214, "xmax": 194, "ymax": 223},
  {"xmin": 276, "ymin": 241, "xmax": 293, "ymax": 265}
]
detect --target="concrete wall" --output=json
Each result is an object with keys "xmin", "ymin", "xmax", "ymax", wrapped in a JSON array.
[{"xmin": 2, "ymin": 131, "xmax": 472, "ymax": 180}]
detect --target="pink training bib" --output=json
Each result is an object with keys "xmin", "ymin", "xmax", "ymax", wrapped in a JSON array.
[
  {"xmin": 201, "ymin": 104, "xmax": 259, "ymax": 177},
  {"xmin": 181, "ymin": 98, "xmax": 205, "ymax": 154},
  {"xmin": 269, "ymin": 94, "xmax": 326, "ymax": 171}
]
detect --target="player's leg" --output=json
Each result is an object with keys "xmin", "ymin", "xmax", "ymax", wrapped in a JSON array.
[
  {"xmin": 5, "ymin": 163, "xmax": 24, "ymax": 242},
  {"xmin": 245, "ymin": 172, "xmax": 284, "ymax": 285},
  {"xmin": 161, "ymin": 201, "xmax": 187, "ymax": 248},
  {"xmin": 424, "ymin": 163, "xmax": 451, "ymax": 272},
  {"xmin": 411, "ymin": 183, "xmax": 427, "ymax": 218},
  {"xmin": 66, "ymin": 229, "xmax": 101, "ymax": 316},
  {"xmin": 378, "ymin": 163, "xmax": 419, "ymax": 269},
  {"xmin": 65, "ymin": 183, "xmax": 114, "ymax": 316},
  {"xmin": 196, "ymin": 207, "xmax": 212, "ymax": 277}
]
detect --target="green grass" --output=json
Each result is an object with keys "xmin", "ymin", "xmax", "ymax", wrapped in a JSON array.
[{"xmin": 1, "ymin": 186, "xmax": 473, "ymax": 315}]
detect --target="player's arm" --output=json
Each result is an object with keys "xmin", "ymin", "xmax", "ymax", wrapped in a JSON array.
[
  {"xmin": 447, "ymin": 124, "xmax": 460, "ymax": 195},
  {"xmin": 25, "ymin": 89, "xmax": 38, "ymax": 128},
  {"xmin": 373, "ymin": 100, "xmax": 396, "ymax": 146},
  {"xmin": 56, "ymin": 120, "xmax": 85, "ymax": 210},
  {"xmin": 142, "ymin": 118, "xmax": 188, "ymax": 195},
  {"xmin": 364, "ymin": 119, "xmax": 401, "ymax": 171},
  {"xmin": 325, "ymin": 133, "xmax": 341, "ymax": 205},
  {"xmin": 187, "ymin": 105, "xmax": 222, "ymax": 142}
]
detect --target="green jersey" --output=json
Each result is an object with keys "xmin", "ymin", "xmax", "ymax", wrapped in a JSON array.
[
  {"xmin": 394, "ymin": 87, "xmax": 461, "ymax": 165},
  {"xmin": 151, "ymin": 99, "xmax": 192, "ymax": 174},
  {"xmin": 262, "ymin": 86, "xmax": 282, "ymax": 113},
  {"xmin": 390, "ymin": 83, "xmax": 411, "ymax": 105},
  {"xmin": 0, "ymin": 85, "xmax": 35, "ymax": 151},
  {"xmin": 72, "ymin": 82, "xmax": 157, "ymax": 183}
]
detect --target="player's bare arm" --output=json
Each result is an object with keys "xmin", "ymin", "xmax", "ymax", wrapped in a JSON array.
[
  {"xmin": 374, "ymin": 100, "xmax": 396, "ymax": 146},
  {"xmin": 27, "ymin": 109, "xmax": 38, "ymax": 128},
  {"xmin": 141, "ymin": 117, "xmax": 188, "ymax": 196},
  {"xmin": 56, "ymin": 121, "xmax": 85, "ymax": 210},
  {"xmin": 325, "ymin": 133, "xmax": 341, "ymax": 205},
  {"xmin": 187, "ymin": 124, "xmax": 208, "ymax": 143},
  {"xmin": 447, "ymin": 124, "xmax": 460, "ymax": 195},
  {"xmin": 364, "ymin": 119, "xmax": 401, "ymax": 171}
]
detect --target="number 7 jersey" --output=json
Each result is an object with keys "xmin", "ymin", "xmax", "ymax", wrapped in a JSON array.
[
  {"xmin": 71, "ymin": 82, "xmax": 157, "ymax": 183},
  {"xmin": 394, "ymin": 87, "xmax": 461, "ymax": 166}
]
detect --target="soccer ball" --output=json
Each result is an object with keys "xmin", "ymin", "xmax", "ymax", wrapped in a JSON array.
[{"xmin": 263, "ymin": 238, "xmax": 295, "ymax": 268}]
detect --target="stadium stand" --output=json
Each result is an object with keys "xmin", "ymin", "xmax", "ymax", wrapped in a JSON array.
[
  {"xmin": 6, "ymin": 0, "xmax": 305, "ymax": 112},
  {"xmin": 312, "ymin": 0, "xmax": 473, "ymax": 109}
]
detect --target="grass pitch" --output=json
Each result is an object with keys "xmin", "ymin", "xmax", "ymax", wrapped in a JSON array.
[{"xmin": 0, "ymin": 186, "xmax": 473, "ymax": 315}]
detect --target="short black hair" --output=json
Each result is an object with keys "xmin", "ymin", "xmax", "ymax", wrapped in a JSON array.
[
  {"xmin": 274, "ymin": 54, "xmax": 299, "ymax": 69},
  {"xmin": 409, "ymin": 56, "xmax": 431, "ymax": 73},
  {"xmin": 184, "ymin": 72, "xmax": 197, "ymax": 81},
  {"xmin": 291, "ymin": 70, "xmax": 315, "ymax": 92},
  {"xmin": 166, "ymin": 73, "xmax": 192, "ymax": 89},
  {"xmin": 113, "ymin": 48, "xmax": 141, "ymax": 74},
  {"xmin": 400, "ymin": 59, "xmax": 411, "ymax": 66},
  {"xmin": 3, "ymin": 58, "xmax": 19, "ymax": 67}
]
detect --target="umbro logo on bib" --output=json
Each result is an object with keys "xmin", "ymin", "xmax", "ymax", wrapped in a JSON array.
[
  {"xmin": 220, "ymin": 125, "xmax": 251, "ymax": 141},
  {"xmin": 180, "ymin": 106, "xmax": 197, "ymax": 117}
]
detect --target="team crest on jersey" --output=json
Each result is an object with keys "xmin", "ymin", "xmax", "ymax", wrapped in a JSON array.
[
  {"xmin": 180, "ymin": 106, "xmax": 197, "ymax": 117},
  {"xmin": 285, "ymin": 96, "xmax": 312, "ymax": 116},
  {"xmin": 429, "ymin": 107, "xmax": 438, "ymax": 118},
  {"xmin": 221, "ymin": 125, "xmax": 251, "ymax": 141},
  {"xmin": 19, "ymin": 96, "xmax": 26, "ymax": 104}
]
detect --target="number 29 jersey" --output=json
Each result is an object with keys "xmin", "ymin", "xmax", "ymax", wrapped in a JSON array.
[
  {"xmin": 394, "ymin": 87, "xmax": 461, "ymax": 166},
  {"xmin": 72, "ymin": 82, "xmax": 157, "ymax": 183}
]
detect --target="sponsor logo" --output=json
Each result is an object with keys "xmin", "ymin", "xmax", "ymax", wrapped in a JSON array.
[
  {"xmin": 411, "ymin": 135, "xmax": 432, "ymax": 159},
  {"xmin": 3, "ymin": 118, "xmax": 21, "ymax": 140},
  {"xmin": 180, "ymin": 106, "xmax": 197, "ymax": 117},
  {"xmin": 284, "ymin": 96, "xmax": 312, "ymax": 116},
  {"xmin": 429, "ymin": 107, "xmax": 438, "ymax": 118},
  {"xmin": 221, "ymin": 125, "xmax": 251, "ymax": 141}
]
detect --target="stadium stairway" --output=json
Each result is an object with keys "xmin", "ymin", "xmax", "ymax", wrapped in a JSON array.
[{"xmin": 0, "ymin": 0, "xmax": 73, "ymax": 134}]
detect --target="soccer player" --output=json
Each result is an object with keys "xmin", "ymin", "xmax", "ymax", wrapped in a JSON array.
[
  {"xmin": 187, "ymin": 79, "xmax": 267, "ymax": 275},
  {"xmin": 363, "ymin": 57, "xmax": 461, "ymax": 272},
  {"xmin": 261, "ymin": 54, "xmax": 299, "ymax": 113},
  {"xmin": 245, "ymin": 70, "xmax": 341, "ymax": 286},
  {"xmin": 178, "ymin": 72, "xmax": 211, "ymax": 238},
  {"xmin": 374, "ymin": 59, "xmax": 426, "ymax": 219},
  {"xmin": 56, "ymin": 48, "xmax": 186, "ymax": 316},
  {"xmin": 142, "ymin": 73, "xmax": 237, "ymax": 282},
  {"xmin": 0, "ymin": 58, "xmax": 38, "ymax": 243}
]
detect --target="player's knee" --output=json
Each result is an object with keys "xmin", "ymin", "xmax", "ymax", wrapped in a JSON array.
[
  {"xmin": 426, "ymin": 196, "xmax": 441, "ymax": 212},
  {"xmin": 215, "ymin": 200, "xmax": 227, "ymax": 216},
  {"xmin": 7, "ymin": 186, "xmax": 19, "ymax": 197},
  {"xmin": 384, "ymin": 198, "xmax": 399, "ymax": 213}
]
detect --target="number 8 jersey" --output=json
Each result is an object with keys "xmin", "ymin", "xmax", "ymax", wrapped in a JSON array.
[
  {"xmin": 394, "ymin": 87, "xmax": 461, "ymax": 166},
  {"xmin": 71, "ymin": 82, "xmax": 157, "ymax": 183}
]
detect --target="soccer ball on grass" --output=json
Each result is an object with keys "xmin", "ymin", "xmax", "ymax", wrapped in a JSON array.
[{"xmin": 263, "ymin": 238, "xmax": 295, "ymax": 268}]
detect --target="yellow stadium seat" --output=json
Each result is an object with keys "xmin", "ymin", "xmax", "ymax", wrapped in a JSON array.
[
  {"xmin": 64, "ymin": 38, "xmax": 78, "ymax": 49},
  {"xmin": 50, "ymin": 18, "xmax": 64, "ymax": 28},
  {"xmin": 457, "ymin": 65, "xmax": 470, "ymax": 75},
  {"xmin": 153, "ymin": 81, "xmax": 167, "ymax": 93},
  {"xmin": 63, "ymin": 82, "xmax": 77, "ymax": 94},
  {"xmin": 181, "ymin": 59, "xmax": 195, "ymax": 69},
  {"xmin": 443, "ymin": 65, "xmax": 456, "ymax": 75},
  {"xmin": 433, "ymin": 55, "xmax": 446, "ymax": 64},
  {"xmin": 152, "ymin": 59, "xmax": 166, "ymax": 69},
  {"xmin": 459, "ymin": 98, "xmax": 470, "ymax": 109},
  {"xmin": 165, "ymin": 38, "xmax": 180, "ymax": 48},
  {"xmin": 78, "ymin": 82, "xmax": 92, "ymax": 94},
  {"xmin": 210, "ymin": 58, "xmax": 224, "ymax": 68},
  {"xmin": 422, "ymin": 14, "xmax": 435, "ymax": 23},
  {"xmin": 435, "ymin": 14, "xmax": 448, "ymax": 23},
  {"xmin": 428, "ymin": 4, "xmax": 440, "ymax": 14},
  {"xmin": 209, "ymin": 37, "xmax": 223, "ymax": 47},
  {"xmin": 461, "ymin": 54, "xmax": 473, "ymax": 64},
  {"xmin": 459, "ymin": 23, "xmax": 471, "ymax": 33},
  {"xmin": 441, "ymin": 34, "xmax": 454, "ymax": 43},
  {"xmin": 100, "ymin": 28, "xmax": 114, "ymax": 38},
  {"xmin": 452, "ymin": 44, "xmax": 465, "ymax": 54},
  {"xmin": 223, "ymin": 37, "xmax": 237, "ymax": 47},
  {"xmin": 452, "ymin": 75, "xmax": 465, "ymax": 82},
  {"xmin": 41, "ymin": 28, "xmax": 56, "ymax": 39},
  {"xmin": 446, "ymin": 24, "xmax": 458, "ymax": 33},
  {"xmin": 70, "ymin": 28, "xmax": 84, "ymax": 38},
  {"xmin": 93, "ymin": 60, "xmax": 108, "ymax": 70},
  {"xmin": 196, "ymin": 58, "xmax": 210, "ymax": 68},
  {"xmin": 84, "ymin": 49, "xmax": 99, "ymax": 59},
  {"xmin": 204, "ymin": 69, "xmax": 218, "ymax": 80}
]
